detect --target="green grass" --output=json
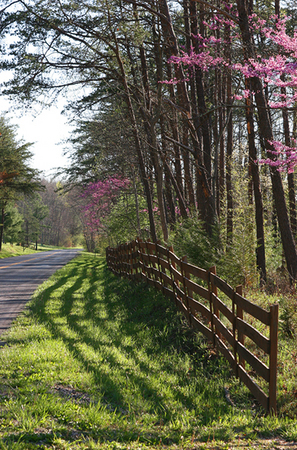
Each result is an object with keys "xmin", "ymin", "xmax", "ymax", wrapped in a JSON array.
[
  {"xmin": 0, "ymin": 243, "xmax": 83, "ymax": 259},
  {"xmin": 0, "ymin": 253, "xmax": 296, "ymax": 449},
  {"xmin": 0, "ymin": 243, "xmax": 40, "ymax": 258}
]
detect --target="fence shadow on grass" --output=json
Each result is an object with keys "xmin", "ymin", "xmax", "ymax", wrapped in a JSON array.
[
  {"xmin": 106, "ymin": 239, "xmax": 279, "ymax": 415},
  {"xmin": 28, "ymin": 256, "xmax": 234, "ymax": 429},
  {"xmin": 2, "ymin": 254, "xmax": 277, "ymax": 448}
]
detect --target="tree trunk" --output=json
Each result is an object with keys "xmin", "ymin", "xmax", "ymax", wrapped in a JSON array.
[
  {"xmin": 225, "ymin": 8, "xmax": 233, "ymax": 246},
  {"xmin": 165, "ymin": 63, "xmax": 184, "ymax": 200},
  {"xmin": 245, "ymin": 78, "xmax": 267, "ymax": 284},
  {"xmin": 139, "ymin": 45, "xmax": 169, "ymax": 241},
  {"xmin": 281, "ymin": 84, "xmax": 297, "ymax": 237},
  {"xmin": 236, "ymin": 0, "xmax": 297, "ymax": 280},
  {"xmin": 158, "ymin": 0, "xmax": 216, "ymax": 235},
  {"xmin": 159, "ymin": 115, "xmax": 188, "ymax": 219},
  {"xmin": 218, "ymin": 69, "xmax": 225, "ymax": 219},
  {"xmin": 114, "ymin": 39, "xmax": 157, "ymax": 242},
  {"xmin": 132, "ymin": 166, "xmax": 141, "ymax": 237},
  {"xmin": 189, "ymin": 0, "xmax": 212, "ymax": 186}
]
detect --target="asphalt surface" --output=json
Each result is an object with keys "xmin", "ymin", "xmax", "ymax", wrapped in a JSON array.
[{"xmin": 0, "ymin": 249, "xmax": 82, "ymax": 340}]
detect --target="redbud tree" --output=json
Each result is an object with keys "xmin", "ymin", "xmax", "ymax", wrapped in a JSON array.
[{"xmin": 80, "ymin": 176, "xmax": 130, "ymax": 248}]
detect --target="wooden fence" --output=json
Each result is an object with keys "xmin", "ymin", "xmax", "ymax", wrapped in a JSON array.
[{"xmin": 106, "ymin": 238, "xmax": 279, "ymax": 414}]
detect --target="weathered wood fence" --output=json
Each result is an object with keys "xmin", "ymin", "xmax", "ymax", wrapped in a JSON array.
[{"xmin": 106, "ymin": 239, "xmax": 279, "ymax": 414}]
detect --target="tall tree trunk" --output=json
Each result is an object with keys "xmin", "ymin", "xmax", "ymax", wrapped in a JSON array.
[
  {"xmin": 160, "ymin": 152, "xmax": 189, "ymax": 219},
  {"xmin": 213, "ymin": 67, "xmax": 220, "ymax": 217},
  {"xmin": 165, "ymin": 63, "xmax": 184, "ymax": 200},
  {"xmin": 158, "ymin": 0, "xmax": 216, "ymax": 235},
  {"xmin": 183, "ymin": 0, "xmax": 196, "ymax": 208},
  {"xmin": 132, "ymin": 166, "xmax": 141, "ymax": 237},
  {"xmin": 236, "ymin": 0, "xmax": 297, "ymax": 280},
  {"xmin": 160, "ymin": 116, "xmax": 176, "ymax": 225},
  {"xmin": 189, "ymin": 0, "xmax": 212, "ymax": 186},
  {"xmin": 245, "ymin": 78, "xmax": 267, "ymax": 284},
  {"xmin": 113, "ymin": 38, "xmax": 157, "ymax": 242},
  {"xmin": 225, "ymin": 6, "xmax": 233, "ymax": 245},
  {"xmin": 182, "ymin": 129, "xmax": 195, "ymax": 208},
  {"xmin": 159, "ymin": 118, "xmax": 188, "ymax": 219},
  {"xmin": 139, "ymin": 45, "xmax": 169, "ymax": 241},
  {"xmin": 281, "ymin": 86, "xmax": 297, "ymax": 237},
  {"xmin": 218, "ymin": 69, "xmax": 225, "ymax": 219}
]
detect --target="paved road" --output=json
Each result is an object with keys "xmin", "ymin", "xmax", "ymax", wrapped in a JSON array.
[{"xmin": 0, "ymin": 249, "xmax": 82, "ymax": 339}]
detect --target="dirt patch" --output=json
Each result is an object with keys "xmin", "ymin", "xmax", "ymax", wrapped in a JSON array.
[{"xmin": 51, "ymin": 384, "xmax": 92, "ymax": 404}]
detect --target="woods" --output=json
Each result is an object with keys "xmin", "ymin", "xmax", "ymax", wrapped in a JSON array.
[
  {"xmin": 1, "ymin": 0, "xmax": 297, "ymax": 286},
  {"xmin": 0, "ymin": 117, "xmax": 83, "ymax": 249}
]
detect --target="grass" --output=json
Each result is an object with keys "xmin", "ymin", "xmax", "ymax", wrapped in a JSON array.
[
  {"xmin": 0, "ymin": 243, "xmax": 40, "ymax": 258},
  {"xmin": 0, "ymin": 253, "xmax": 296, "ymax": 449},
  {"xmin": 0, "ymin": 243, "xmax": 82, "ymax": 259}
]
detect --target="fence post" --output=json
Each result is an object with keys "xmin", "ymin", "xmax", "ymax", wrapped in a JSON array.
[
  {"xmin": 236, "ymin": 285, "xmax": 245, "ymax": 369},
  {"xmin": 106, "ymin": 247, "xmax": 109, "ymax": 269},
  {"xmin": 208, "ymin": 266, "xmax": 216, "ymax": 346},
  {"xmin": 209, "ymin": 266, "xmax": 221, "ymax": 344},
  {"xmin": 168, "ymin": 245, "xmax": 178, "ymax": 307},
  {"xmin": 155, "ymin": 241, "xmax": 164, "ymax": 294},
  {"xmin": 138, "ymin": 238, "xmax": 144, "ymax": 281},
  {"xmin": 181, "ymin": 256, "xmax": 191, "ymax": 326},
  {"xmin": 269, "ymin": 303, "xmax": 279, "ymax": 415}
]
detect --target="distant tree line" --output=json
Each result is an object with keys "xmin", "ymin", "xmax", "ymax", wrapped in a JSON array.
[{"xmin": 0, "ymin": 116, "xmax": 83, "ymax": 249}]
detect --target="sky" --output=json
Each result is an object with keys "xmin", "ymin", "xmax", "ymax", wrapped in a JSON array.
[{"xmin": 1, "ymin": 97, "xmax": 71, "ymax": 180}]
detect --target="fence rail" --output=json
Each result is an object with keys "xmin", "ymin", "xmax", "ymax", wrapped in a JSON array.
[{"xmin": 106, "ymin": 238, "xmax": 278, "ymax": 414}]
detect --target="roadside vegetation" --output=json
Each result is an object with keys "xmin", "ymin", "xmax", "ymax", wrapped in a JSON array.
[
  {"xmin": 0, "ymin": 243, "xmax": 40, "ymax": 259},
  {"xmin": 0, "ymin": 252, "xmax": 297, "ymax": 450},
  {"xmin": 0, "ymin": 243, "xmax": 82, "ymax": 259}
]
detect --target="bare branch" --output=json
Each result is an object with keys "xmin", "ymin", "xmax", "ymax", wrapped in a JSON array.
[{"xmin": 191, "ymin": 0, "xmax": 239, "ymax": 24}]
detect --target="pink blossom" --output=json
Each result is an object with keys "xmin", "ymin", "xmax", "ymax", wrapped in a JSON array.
[
  {"xmin": 258, "ymin": 141, "xmax": 297, "ymax": 174},
  {"xmin": 81, "ymin": 176, "xmax": 130, "ymax": 235}
]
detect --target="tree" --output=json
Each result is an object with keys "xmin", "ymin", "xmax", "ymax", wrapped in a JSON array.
[
  {"xmin": 18, "ymin": 193, "xmax": 48, "ymax": 249},
  {"xmin": 2, "ymin": 0, "xmax": 297, "ymax": 283},
  {"xmin": 160, "ymin": 1, "xmax": 297, "ymax": 281},
  {"xmin": 0, "ymin": 116, "xmax": 42, "ymax": 250},
  {"xmin": 39, "ymin": 179, "xmax": 83, "ymax": 247},
  {"xmin": 235, "ymin": 0, "xmax": 297, "ymax": 280},
  {"xmin": 2, "ymin": 204, "xmax": 23, "ymax": 244}
]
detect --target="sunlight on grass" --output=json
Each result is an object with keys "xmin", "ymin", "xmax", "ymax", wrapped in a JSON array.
[
  {"xmin": 0, "ymin": 243, "xmax": 38, "ymax": 258},
  {"xmin": 0, "ymin": 253, "xmax": 296, "ymax": 449}
]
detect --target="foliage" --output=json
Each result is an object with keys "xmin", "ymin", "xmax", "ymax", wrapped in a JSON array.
[
  {"xmin": 40, "ymin": 180, "xmax": 83, "ymax": 248},
  {"xmin": 80, "ymin": 176, "xmax": 132, "ymax": 250},
  {"xmin": 1, "ymin": 204, "xmax": 23, "ymax": 244},
  {"xmin": 0, "ymin": 115, "xmax": 43, "ymax": 250},
  {"xmin": 169, "ymin": 216, "xmax": 222, "ymax": 270},
  {"xmin": 0, "ymin": 116, "xmax": 42, "ymax": 200},
  {"xmin": 104, "ymin": 189, "xmax": 150, "ymax": 247},
  {"xmin": 18, "ymin": 193, "xmax": 49, "ymax": 249},
  {"xmin": 63, "ymin": 110, "xmax": 136, "ymax": 187},
  {"xmin": 2, "ymin": 0, "xmax": 297, "ymax": 284},
  {"xmin": 81, "ymin": 177, "xmax": 130, "ymax": 233}
]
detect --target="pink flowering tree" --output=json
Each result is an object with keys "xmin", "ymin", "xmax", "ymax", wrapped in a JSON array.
[
  {"xmin": 162, "ymin": 3, "xmax": 297, "ymax": 281},
  {"xmin": 166, "ymin": 10, "xmax": 297, "ymax": 172},
  {"xmin": 233, "ymin": 14, "xmax": 297, "ymax": 172},
  {"xmin": 80, "ymin": 176, "xmax": 130, "ymax": 250}
]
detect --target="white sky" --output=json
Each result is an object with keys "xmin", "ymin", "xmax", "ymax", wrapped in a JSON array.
[{"xmin": 1, "ymin": 92, "xmax": 72, "ymax": 179}]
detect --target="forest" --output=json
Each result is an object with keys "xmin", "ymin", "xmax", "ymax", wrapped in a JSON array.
[{"xmin": 1, "ymin": 0, "xmax": 297, "ymax": 289}]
